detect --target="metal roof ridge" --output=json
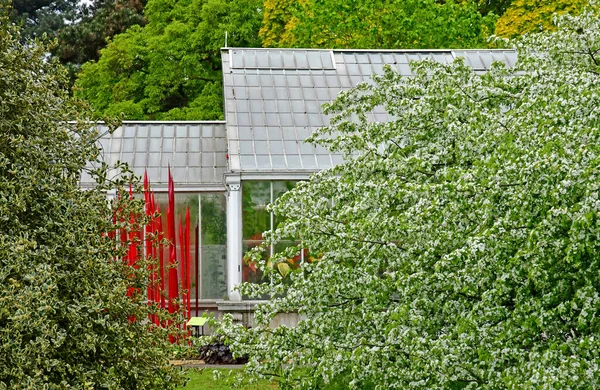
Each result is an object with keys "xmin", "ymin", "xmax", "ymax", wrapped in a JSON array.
[
  {"xmin": 221, "ymin": 47, "xmax": 516, "ymax": 53},
  {"xmin": 120, "ymin": 120, "xmax": 226, "ymax": 124}
]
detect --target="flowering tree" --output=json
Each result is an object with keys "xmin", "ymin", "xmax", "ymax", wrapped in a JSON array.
[{"xmin": 215, "ymin": 7, "xmax": 600, "ymax": 389}]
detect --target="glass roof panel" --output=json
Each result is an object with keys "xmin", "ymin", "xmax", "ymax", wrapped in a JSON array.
[
  {"xmin": 189, "ymin": 137, "xmax": 201, "ymax": 152},
  {"xmin": 282, "ymin": 51, "xmax": 295, "ymax": 68},
  {"xmin": 223, "ymin": 48, "xmax": 515, "ymax": 173},
  {"xmin": 148, "ymin": 152, "xmax": 161, "ymax": 167},
  {"xmin": 282, "ymin": 127, "xmax": 297, "ymax": 140},
  {"xmin": 286, "ymin": 154, "xmax": 301, "ymax": 168},
  {"xmin": 189, "ymin": 152, "xmax": 201, "ymax": 164},
  {"xmin": 256, "ymin": 155, "xmax": 271, "ymax": 169},
  {"xmin": 269, "ymin": 51, "xmax": 283, "ymax": 68},
  {"xmin": 82, "ymin": 122, "xmax": 227, "ymax": 188},
  {"xmin": 240, "ymin": 154, "xmax": 256, "ymax": 169},
  {"xmin": 98, "ymin": 137, "xmax": 110, "ymax": 152},
  {"xmin": 162, "ymin": 138, "xmax": 173, "ymax": 152},
  {"xmin": 271, "ymin": 155, "xmax": 286, "ymax": 168},
  {"xmin": 255, "ymin": 140, "xmax": 269, "ymax": 154},
  {"xmin": 163, "ymin": 125, "xmax": 175, "ymax": 138},
  {"xmin": 307, "ymin": 51, "xmax": 322, "ymax": 68},
  {"xmin": 301, "ymin": 155, "xmax": 317, "ymax": 169},
  {"xmin": 240, "ymin": 141, "xmax": 254, "ymax": 154},
  {"xmin": 175, "ymin": 126, "xmax": 187, "ymax": 138},
  {"xmin": 231, "ymin": 49, "xmax": 335, "ymax": 70},
  {"xmin": 173, "ymin": 152, "xmax": 187, "ymax": 167},
  {"xmin": 254, "ymin": 127, "xmax": 268, "ymax": 140},
  {"xmin": 122, "ymin": 138, "xmax": 134, "ymax": 152},
  {"xmin": 123, "ymin": 126, "xmax": 136, "ymax": 138},
  {"xmin": 201, "ymin": 168, "xmax": 215, "ymax": 182},
  {"xmin": 135, "ymin": 138, "xmax": 147, "ymax": 153},
  {"xmin": 280, "ymin": 114, "xmax": 295, "ymax": 126},
  {"xmin": 137, "ymin": 125, "xmax": 149, "ymax": 138},
  {"xmin": 270, "ymin": 140, "xmax": 283, "ymax": 153},
  {"xmin": 110, "ymin": 137, "xmax": 122, "ymax": 154},
  {"xmin": 317, "ymin": 154, "xmax": 332, "ymax": 168},
  {"xmin": 175, "ymin": 138, "xmax": 187, "ymax": 152}
]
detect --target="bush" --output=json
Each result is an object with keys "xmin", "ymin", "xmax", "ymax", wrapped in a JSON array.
[{"xmin": 0, "ymin": 11, "xmax": 184, "ymax": 389}]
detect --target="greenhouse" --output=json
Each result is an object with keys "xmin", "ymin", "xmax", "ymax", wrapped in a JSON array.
[{"xmin": 81, "ymin": 48, "xmax": 517, "ymax": 315}]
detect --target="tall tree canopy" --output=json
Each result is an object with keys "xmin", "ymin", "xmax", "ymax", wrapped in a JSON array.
[
  {"xmin": 75, "ymin": 0, "xmax": 263, "ymax": 120},
  {"xmin": 0, "ymin": 14, "xmax": 184, "ymax": 389},
  {"xmin": 5, "ymin": 0, "xmax": 146, "ymax": 72},
  {"xmin": 495, "ymin": 0, "xmax": 587, "ymax": 37},
  {"xmin": 57, "ymin": 0, "xmax": 147, "ymax": 68},
  {"xmin": 215, "ymin": 7, "xmax": 600, "ymax": 389},
  {"xmin": 260, "ymin": 0, "xmax": 497, "ymax": 49},
  {"xmin": 477, "ymin": 0, "xmax": 514, "ymax": 17},
  {"xmin": 5, "ymin": 0, "xmax": 78, "ymax": 39}
]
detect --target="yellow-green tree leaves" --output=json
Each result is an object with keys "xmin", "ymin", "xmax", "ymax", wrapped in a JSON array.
[
  {"xmin": 495, "ymin": 0, "xmax": 588, "ymax": 37},
  {"xmin": 260, "ymin": 0, "xmax": 496, "ymax": 49}
]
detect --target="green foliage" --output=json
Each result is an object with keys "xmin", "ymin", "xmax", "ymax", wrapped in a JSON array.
[
  {"xmin": 495, "ymin": 0, "xmax": 588, "ymax": 37},
  {"xmin": 0, "ymin": 17, "xmax": 184, "ymax": 389},
  {"xmin": 75, "ymin": 0, "xmax": 262, "ymax": 120},
  {"xmin": 260, "ymin": 0, "xmax": 497, "ymax": 49},
  {"xmin": 5, "ymin": 0, "xmax": 146, "ymax": 83},
  {"xmin": 216, "ymin": 8, "xmax": 600, "ymax": 389},
  {"xmin": 56, "ymin": 0, "xmax": 147, "ymax": 68},
  {"xmin": 477, "ymin": 0, "xmax": 514, "ymax": 17},
  {"xmin": 4, "ymin": 0, "xmax": 79, "ymax": 40}
]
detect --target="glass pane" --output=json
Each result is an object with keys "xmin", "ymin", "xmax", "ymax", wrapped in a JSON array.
[
  {"xmin": 174, "ymin": 152, "xmax": 187, "ymax": 167},
  {"xmin": 320, "ymin": 51, "xmax": 333, "ymax": 67},
  {"xmin": 163, "ymin": 126, "xmax": 174, "ymax": 138},
  {"xmin": 149, "ymin": 138, "xmax": 161, "ymax": 152},
  {"xmin": 262, "ymin": 88, "xmax": 275, "ymax": 100},
  {"xmin": 123, "ymin": 126, "xmax": 136, "ymax": 138},
  {"xmin": 123, "ymin": 138, "xmax": 134, "ymax": 152},
  {"xmin": 152, "ymin": 193, "xmax": 199, "ymax": 302},
  {"xmin": 295, "ymin": 53, "xmax": 308, "ymax": 68},
  {"xmin": 242, "ymin": 181, "xmax": 271, "ymax": 240},
  {"xmin": 162, "ymin": 138, "xmax": 173, "ymax": 152},
  {"xmin": 202, "ymin": 125, "xmax": 214, "ymax": 137},
  {"xmin": 273, "ymin": 181, "xmax": 295, "ymax": 200},
  {"xmin": 269, "ymin": 51, "xmax": 283, "ymax": 68},
  {"xmin": 256, "ymin": 155, "xmax": 271, "ymax": 169},
  {"xmin": 254, "ymin": 127, "xmax": 267, "ymax": 140},
  {"xmin": 307, "ymin": 51, "xmax": 322, "ymax": 68},
  {"xmin": 199, "ymin": 193, "xmax": 228, "ymax": 299},
  {"xmin": 286, "ymin": 154, "xmax": 301, "ymax": 169},
  {"xmin": 273, "ymin": 181, "xmax": 296, "ymax": 227},
  {"xmin": 240, "ymin": 155, "xmax": 257, "ymax": 169},
  {"xmin": 110, "ymin": 137, "xmax": 122, "ymax": 154},
  {"xmin": 271, "ymin": 155, "xmax": 286, "ymax": 168},
  {"xmin": 175, "ymin": 126, "xmax": 188, "ymax": 138},
  {"xmin": 270, "ymin": 140, "xmax": 283, "ymax": 153},
  {"xmin": 274, "ymin": 240, "xmax": 301, "ymax": 268},
  {"xmin": 175, "ymin": 139, "xmax": 187, "ymax": 152},
  {"xmin": 242, "ymin": 240, "xmax": 268, "ymax": 284},
  {"xmin": 255, "ymin": 140, "xmax": 268, "ymax": 154}
]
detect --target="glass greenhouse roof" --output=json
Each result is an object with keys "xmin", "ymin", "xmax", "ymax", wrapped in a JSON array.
[
  {"xmin": 80, "ymin": 121, "xmax": 227, "ymax": 190},
  {"xmin": 222, "ymin": 48, "xmax": 517, "ymax": 173}
]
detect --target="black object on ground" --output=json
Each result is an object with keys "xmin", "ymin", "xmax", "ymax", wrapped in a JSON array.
[{"xmin": 197, "ymin": 341, "xmax": 248, "ymax": 364}]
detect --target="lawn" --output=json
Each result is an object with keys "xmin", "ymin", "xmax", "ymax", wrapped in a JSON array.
[{"xmin": 178, "ymin": 368, "xmax": 278, "ymax": 389}]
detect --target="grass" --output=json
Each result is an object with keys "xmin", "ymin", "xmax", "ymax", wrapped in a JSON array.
[{"xmin": 178, "ymin": 368, "xmax": 278, "ymax": 390}]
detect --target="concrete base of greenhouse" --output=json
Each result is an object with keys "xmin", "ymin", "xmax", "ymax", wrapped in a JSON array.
[
  {"xmin": 193, "ymin": 300, "xmax": 301, "ymax": 335},
  {"xmin": 216, "ymin": 300, "xmax": 300, "ymax": 329}
]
